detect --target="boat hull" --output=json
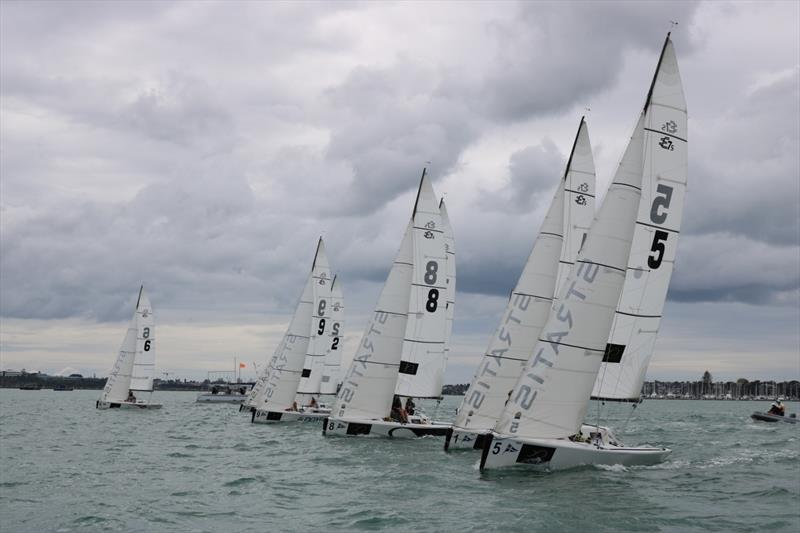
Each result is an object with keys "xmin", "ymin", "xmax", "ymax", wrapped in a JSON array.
[
  {"xmin": 751, "ymin": 411, "xmax": 798, "ymax": 424},
  {"xmin": 251, "ymin": 408, "xmax": 330, "ymax": 424},
  {"xmin": 323, "ymin": 417, "xmax": 450, "ymax": 438},
  {"xmin": 444, "ymin": 427, "xmax": 490, "ymax": 451},
  {"xmin": 479, "ymin": 433, "xmax": 671, "ymax": 471},
  {"xmin": 96, "ymin": 400, "xmax": 162, "ymax": 410},
  {"xmin": 196, "ymin": 393, "xmax": 247, "ymax": 404}
]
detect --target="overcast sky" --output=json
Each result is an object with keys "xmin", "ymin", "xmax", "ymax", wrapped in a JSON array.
[{"xmin": 1, "ymin": 1, "xmax": 798, "ymax": 383}]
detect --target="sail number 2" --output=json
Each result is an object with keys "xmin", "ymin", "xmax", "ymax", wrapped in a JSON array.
[
  {"xmin": 648, "ymin": 184, "xmax": 674, "ymax": 269},
  {"xmin": 424, "ymin": 261, "xmax": 439, "ymax": 312}
]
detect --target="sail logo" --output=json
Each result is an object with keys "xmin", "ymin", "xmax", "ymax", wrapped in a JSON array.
[
  {"xmin": 577, "ymin": 182, "xmax": 589, "ymax": 193},
  {"xmin": 658, "ymin": 137, "xmax": 674, "ymax": 151},
  {"xmin": 464, "ymin": 293, "xmax": 532, "ymax": 411},
  {"xmin": 661, "ymin": 120, "xmax": 677, "ymax": 134},
  {"xmin": 575, "ymin": 195, "xmax": 587, "ymax": 206},
  {"xmin": 337, "ymin": 310, "xmax": 389, "ymax": 410},
  {"xmin": 424, "ymin": 220, "xmax": 436, "ymax": 229},
  {"xmin": 509, "ymin": 260, "xmax": 600, "ymax": 426},
  {"xmin": 424, "ymin": 231, "xmax": 434, "ymax": 239}
]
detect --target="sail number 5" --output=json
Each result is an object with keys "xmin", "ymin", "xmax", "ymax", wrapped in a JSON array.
[{"xmin": 648, "ymin": 184, "xmax": 674, "ymax": 269}]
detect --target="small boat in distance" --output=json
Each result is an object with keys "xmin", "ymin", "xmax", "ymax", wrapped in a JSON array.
[
  {"xmin": 196, "ymin": 364, "xmax": 253, "ymax": 404},
  {"xmin": 96, "ymin": 286, "xmax": 162, "ymax": 410},
  {"xmin": 19, "ymin": 384, "xmax": 42, "ymax": 390}
]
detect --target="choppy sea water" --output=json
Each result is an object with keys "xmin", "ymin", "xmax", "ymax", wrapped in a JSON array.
[{"xmin": 1, "ymin": 390, "xmax": 798, "ymax": 532}]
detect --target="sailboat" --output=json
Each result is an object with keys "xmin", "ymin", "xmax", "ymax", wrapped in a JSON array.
[
  {"xmin": 324, "ymin": 169, "xmax": 453, "ymax": 438},
  {"xmin": 445, "ymin": 117, "xmax": 596, "ymax": 451},
  {"xmin": 96, "ymin": 286, "xmax": 162, "ymax": 410},
  {"xmin": 252, "ymin": 238, "xmax": 339, "ymax": 423},
  {"xmin": 480, "ymin": 33, "xmax": 685, "ymax": 471}
]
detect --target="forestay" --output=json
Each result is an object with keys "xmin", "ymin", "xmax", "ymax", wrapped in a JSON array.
[
  {"xmin": 495, "ymin": 113, "xmax": 646, "ymax": 440},
  {"xmin": 394, "ymin": 173, "xmax": 448, "ymax": 399},
  {"xmin": 259, "ymin": 240, "xmax": 328, "ymax": 411},
  {"xmin": 296, "ymin": 239, "xmax": 334, "ymax": 400},
  {"xmin": 593, "ymin": 35, "xmax": 688, "ymax": 402},
  {"xmin": 452, "ymin": 118, "xmax": 595, "ymax": 432},
  {"xmin": 320, "ymin": 275, "xmax": 345, "ymax": 395}
]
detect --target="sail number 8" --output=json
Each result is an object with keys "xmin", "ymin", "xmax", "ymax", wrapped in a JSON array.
[{"xmin": 424, "ymin": 261, "xmax": 439, "ymax": 313}]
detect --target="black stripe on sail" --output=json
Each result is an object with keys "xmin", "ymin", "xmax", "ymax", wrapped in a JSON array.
[
  {"xmin": 636, "ymin": 220, "xmax": 680, "ymax": 234},
  {"xmin": 565, "ymin": 189, "xmax": 596, "ymax": 198},
  {"xmin": 644, "ymin": 127, "xmax": 687, "ymax": 143}
]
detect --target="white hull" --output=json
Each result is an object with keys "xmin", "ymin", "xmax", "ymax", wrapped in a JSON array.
[
  {"xmin": 323, "ymin": 416, "xmax": 450, "ymax": 439},
  {"xmin": 251, "ymin": 408, "xmax": 331, "ymax": 424},
  {"xmin": 196, "ymin": 393, "xmax": 247, "ymax": 404},
  {"xmin": 96, "ymin": 400, "xmax": 162, "ymax": 410},
  {"xmin": 479, "ymin": 433, "xmax": 671, "ymax": 471},
  {"xmin": 444, "ymin": 427, "xmax": 491, "ymax": 451}
]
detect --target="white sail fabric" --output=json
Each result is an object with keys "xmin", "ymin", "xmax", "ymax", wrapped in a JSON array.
[
  {"xmin": 129, "ymin": 289, "xmax": 155, "ymax": 392},
  {"xmin": 259, "ymin": 241, "xmax": 326, "ymax": 411},
  {"xmin": 296, "ymin": 239, "xmax": 334, "ymax": 400},
  {"xmin": 99, "ymin": 309, "xmax": 138, "ymax": 403},
  {"xmin": 394, "ymin": 175, "xmax": 448, "ymax": 399},
  {"xmin": 335, "ymin": 221, "xmax": 413, "ymax": 420},
  {"xmin": 593, "ymin": 36, "xmax": 688, "ymax": 401},
  {"xmin": 556, "ymin": 117, "xmax": 596, "ymax": 294},
  {"xmin": 440, "ymin": 199, "xmax": 456, "ymax": 383},
  {"xmin": 453, "ymin": 183, "xmax": 564, "ymax": 431},
  {"xmin": 245, "ymin": 343, "xmax": 281, "ymax": 408},
  {"xmin": 320, "ymin": 275, "xmax": 345, "ymax": 395},
  {"xmin": 495, "ymin": 113, "xmax": 646, "ymax": 440}
]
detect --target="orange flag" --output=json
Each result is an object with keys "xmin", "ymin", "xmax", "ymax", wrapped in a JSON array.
[{"xmin": 239, "ymin": 362, "xmax": 246, "ymax": 368}]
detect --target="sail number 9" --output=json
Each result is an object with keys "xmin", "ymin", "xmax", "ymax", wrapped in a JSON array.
[
  {"xmin": 648, "ymin": 184, "xmax": 674, "ymax": 270},
  {"xmin": 424, "ymin": 261, "xmax": 439, "ymax": 313}
]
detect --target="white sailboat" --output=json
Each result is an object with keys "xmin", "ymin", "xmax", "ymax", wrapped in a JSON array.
[
  {"xmin": 480, "ymin": 33, "xmax": 685, "ymax": 471},
  {"xmin": 96, "ymin": 286, "xmax": 162, "ymax": 410},
  {"xmin": 445, "ymin": 117, "xmax": 595, "ymax": 450},
  {"xmin": 252, "ymin": 238, "xmax": 337, "ymax": 423},
  {"xmin": 324, "ymin": 169, "xmax": 453, "ymax": 438}
]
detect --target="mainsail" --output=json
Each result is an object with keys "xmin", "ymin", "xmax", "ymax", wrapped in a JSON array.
[
  {"xmin": 440, "ymin": 199, "xmax": 456, "ymax": 381},
  {"xmin": 394, "ymin": 173, "xmax": 449, "ymax": 399},
  {"xmin": 335, "ymin": 170, "xmax": 445, "ymax": 419},
  {"xmin": 495, "ymin": 113, "xmax": 646, "ymax": 440},
  {"xmin": 452, "ymin": 118, "xmax": 595, "ymax": 432},
  {"xmin": 296, "ymin": 239, "xmax": 334, "ymax": 400},
  {"xmin": 593, "ymin": 34, "xmax": 688, "ymax": 402},
  {"xmin": 257, "ymin": 239, "xmax": 329, "ymax": 411},
  {"xmin": 320, "ymin": 275, "xmax": 345, "ymax": 395},
  {"xmin": 99, "ymin": 286, "xmax": 154, "ymax": 402}
]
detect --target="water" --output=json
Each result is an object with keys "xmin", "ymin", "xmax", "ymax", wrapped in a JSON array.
[{"xmin": 1, "ymin": 390, "xmax": 798, "ymax": 532}]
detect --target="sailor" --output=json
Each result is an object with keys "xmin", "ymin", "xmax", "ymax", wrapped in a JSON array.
[
  {"xmin": 404, "ymin": 397, "xmax": 415, "ymax": 416},
  {"xmin": 768, "ymin": 398, "xmax": 785, "ymax": 416},
  {"xmin": 391, "ymin": 395, "xmax": 408, "ymax": 423},
  {"xmin": 309, "ymin": 397, "xmax": 318, "ymax": 409},
  {"xmin": 126, "ymin": 390, "xmax": 136, "ymax": 403}
]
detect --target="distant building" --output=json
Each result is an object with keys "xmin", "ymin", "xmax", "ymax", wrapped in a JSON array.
[{"xmin": 68, "ymin": 373, "xmax": 84, "ymax": 378}]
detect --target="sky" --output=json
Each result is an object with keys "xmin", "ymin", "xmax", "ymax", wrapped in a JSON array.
[{"xmin": 1, "ymin": 0, "xmax": 798, "ymax": 384}]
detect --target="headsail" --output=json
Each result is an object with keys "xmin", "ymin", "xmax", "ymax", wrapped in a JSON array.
[
  {"xmin": 593, "ymin": 34, "xmax": 688, "ymax": 402},
  {"xmin": 495, "ymin": 113, "xmax": 646, "ymax": 440},
  {"xmin": 335, "ymin": 221, "xmax": 413, "ymax": 420},
  {"xmin": 395, "ymin": 171, "xmax": 449, "ymax": 399},
  {"xmin": 320, "ymin": 275, "xmax": 345, "ymax": 395},
  {"xmin": 452, "ymin": 118, "xmax": 594, "ymax": 432},
  {"xmin": 99, "ymin": 288, "xmax": 142, "ymax": 403}
]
